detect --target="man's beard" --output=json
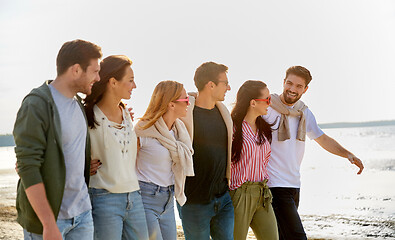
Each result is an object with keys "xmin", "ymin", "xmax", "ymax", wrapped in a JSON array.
[{"xmin": 283, "ymin": 90, "xmax": 302, "ymax": 105}]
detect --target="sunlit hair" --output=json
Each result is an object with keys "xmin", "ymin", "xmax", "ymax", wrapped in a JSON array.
[
  {"xmin": 231, "ymin": 80, "xmax": 273, "ymax": 163},
  {"xmin": 56, "ymin": 39, "xmax": 102, "ymax": 76},
  {"xmin": 285, "ymin": 66, "xmax": 312, "ymax": 87},
  {"xmin": 194, "ymin": 61, "xmax": 228, "ymax": 91},
  {"xmin": 84, "ymin": 55, "xmax": 133, "ymax": 129},
  {"xmin": 138, "ymin": 80, "xmax": 184, "ymax": 130}
]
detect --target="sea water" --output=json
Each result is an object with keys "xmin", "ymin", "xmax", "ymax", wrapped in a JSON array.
[
  {"xmin": 1, "ymin": 125, "xmax": 394, "ymax": 239},
  {"xmin": 299, "ymin": 125, "xmax": 395, "ymax": 239}
]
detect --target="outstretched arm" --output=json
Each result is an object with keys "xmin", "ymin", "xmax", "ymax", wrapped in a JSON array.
[{"xmin": 314, "ymin": 134, "xmax": 364, "ymax": 174}]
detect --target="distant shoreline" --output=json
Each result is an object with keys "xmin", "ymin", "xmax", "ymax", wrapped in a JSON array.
[
  {"xmin": 318, "ymin": 119, "xmax": 395, "ymax": 129},
  {"xmin": 0, "ymin": 134, "xmax": 14, "ymax": 147},
  {"xmin": 1, "ymin": 120, "xmax": 395, "ymax": 147}
]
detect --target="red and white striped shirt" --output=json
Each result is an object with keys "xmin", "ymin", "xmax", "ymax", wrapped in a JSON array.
[{"xmin": 230, "ymin": 121, "xmax": 271, "ymax": 190}]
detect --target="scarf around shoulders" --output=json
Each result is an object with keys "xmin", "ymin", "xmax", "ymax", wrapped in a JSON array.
[
  {"xmin": 269, "ymin": 93, "xmax": 308, "ymax": 141},
  {"xmin": 134, "ymin": 117, "xmax": 194, "ymax": 206}
]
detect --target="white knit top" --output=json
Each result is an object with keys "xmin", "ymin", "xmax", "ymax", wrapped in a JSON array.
[{"xmin": 88, "ymin": 105, "xmax": 139, "ymax": 193}]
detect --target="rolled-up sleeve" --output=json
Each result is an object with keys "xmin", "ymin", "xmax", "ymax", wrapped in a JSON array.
[
  {"xmin": 13, "ymin": 96, "xmax": 48, "ymax": 189},
  {"xmin": 305, "ymin": 108, "xmax": 324, "ymax": 140}
]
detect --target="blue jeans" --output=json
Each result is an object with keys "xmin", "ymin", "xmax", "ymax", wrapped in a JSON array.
[
  {"xmin": 23, "ymin": 209, "xmax": 94, "ymax": 240},
  {"xmin": 139, "ymin": 181, "xmax": 177, "ymax": 240},
  {"xmin": 270, "ymin": 187, "xmax": 307, "ymax": 240},
  {"xmin": 177, "ymin": 192, "xmax": 234, "ymax": 240},
  {"xmin": 89, "ymin": 188, "xmax": 149, "ymax": 240}
]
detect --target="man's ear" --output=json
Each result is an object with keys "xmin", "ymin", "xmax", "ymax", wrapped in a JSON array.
[
  {"xmin": 70, "ymin": 63, "xmax": 81, "ymax": 77},
  {"xmin": 205, "ymin": 81, "xmax": 215, "ymax": 90}
]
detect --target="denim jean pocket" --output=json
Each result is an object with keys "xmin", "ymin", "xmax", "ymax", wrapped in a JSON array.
[
  {"xmin": 140, "ymin": 187, "xmax": 157, "ymax": 196},
  {"xmin": 138, "ymin": 181, "xmax": 160, "ymax": 196},
  {"xmin": 89, "ymin": 188, "xmax": 111, "ymax": 197}
]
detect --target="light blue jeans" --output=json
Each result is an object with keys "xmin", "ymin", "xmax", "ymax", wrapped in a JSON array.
[
  {"xmin": 89, "ymin": 188, "xmax": 149, "ymax": 240},
  {"xmin": 23, "ymin": 209, "xmax": 94, "ymax": 240},
  {"xmin": 139, "ymin": 181, "xmax": 177, "ymax": 240},
  {"xmin": 177, "ymin": 192, "xmax": 234, "ymax": 240}
]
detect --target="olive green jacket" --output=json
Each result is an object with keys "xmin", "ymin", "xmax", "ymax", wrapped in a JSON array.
[{"xmin": 13, "ymin": 81, "xmax": 91, "ymax": 234}]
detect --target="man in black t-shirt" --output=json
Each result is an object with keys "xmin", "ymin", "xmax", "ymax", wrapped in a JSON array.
[{"xmin": 179, "ymin": 62, "xmax": 234, "ymax": 240}]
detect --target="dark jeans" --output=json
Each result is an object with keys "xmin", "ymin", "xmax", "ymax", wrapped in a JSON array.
[
  {"xmin": 177, "ymin": 192, "xmax": 234, "ymax": 240},
  {"xmin": 270, "ymin": 187, "xmax": 307, "ymax": 240}
]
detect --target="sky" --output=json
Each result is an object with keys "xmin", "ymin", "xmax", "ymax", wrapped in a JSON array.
[{"xmin": 0, "ymin": 0, "xmax": 394, "ymax": 134}]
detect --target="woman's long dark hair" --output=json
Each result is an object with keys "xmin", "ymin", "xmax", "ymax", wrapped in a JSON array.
[
  {"xmin": 231, "ymin": 80, "xmax": 273, "ymax": 163},
  {"xmin": 84, "ymin": 55, "xmax": 133, "ymax": 129}
]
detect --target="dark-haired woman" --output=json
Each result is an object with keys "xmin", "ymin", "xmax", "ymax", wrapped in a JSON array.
[
  {"xmin": 84, "ymin": 55, "xmax": 148, "ymax": 240},
  {"xmin": 230, "ymin": 80, "xmax": 278, "ymax": 240}
]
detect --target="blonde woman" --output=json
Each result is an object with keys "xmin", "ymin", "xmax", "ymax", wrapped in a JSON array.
[
  {"xmin": 134, "ymin": 80, "xmax": 194, "ymax": 240},
  {"xmin": 84, "ymin": 55, "xmax": 148, "ymax": 240}
]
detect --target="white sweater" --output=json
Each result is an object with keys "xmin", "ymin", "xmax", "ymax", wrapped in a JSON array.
[{"xmin": 89, "ymin": 105, "xmax": 139, "ymax": 193}]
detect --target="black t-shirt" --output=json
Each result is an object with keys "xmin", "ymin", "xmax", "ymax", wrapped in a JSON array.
[{"xmin": 184, "ymin": 105, "xmax": 229, "ymax": 204}]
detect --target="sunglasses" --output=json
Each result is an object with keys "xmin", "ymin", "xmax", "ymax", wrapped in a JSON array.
[
  {"xmin": 254, "ymin": 96, "xmax": 271, "ymax": 104},
  {"xmin": 175, "ymin": 95, "xmax": 190, "ymax": 104}
]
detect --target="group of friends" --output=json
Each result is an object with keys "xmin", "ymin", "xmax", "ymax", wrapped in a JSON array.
[{"xmin": 13, "ymin": 39, "xmax": 364, "ymax": 240}]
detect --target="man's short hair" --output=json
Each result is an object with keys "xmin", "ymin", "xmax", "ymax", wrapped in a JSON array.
[
  {"xmin": 285, "ymin": 66, "xmax": 312, "ymax": 87},
  {"xmin": 56, "ymin": 39, "xmax": 102, "ymax": 76},
  {"xmin": 194, "ymin": 61, "xmax": 228, "ymax": 91}
]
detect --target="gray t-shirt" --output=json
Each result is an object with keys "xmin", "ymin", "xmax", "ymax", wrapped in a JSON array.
[{"xmin": 49, "ymin": 85, "xmax": 91, "ymax": 219}]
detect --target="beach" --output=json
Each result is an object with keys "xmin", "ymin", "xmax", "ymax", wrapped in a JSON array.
[
  {"xmin": 0, "ymin": 169, "xmax": 22, "ymax": 240},
  {"xmin": 0, "ymin": 169, "xmax": 256, "ymax": 240},
  {"xmin": 0, "ymin": 153, "xmax": 261, "ymax": 240},
  {"xmin": 0, "ymin": 169, "xmax": 259, "ymax": 240},
  {"xmin": 1, "ymin": 125, "xmax": 394, "ymax": 239},
  {"xmin": 1, "ymin": 166, "xmax": 393, "ymax": 239}
]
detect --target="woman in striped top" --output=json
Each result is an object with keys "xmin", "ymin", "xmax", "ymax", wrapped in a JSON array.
[{"xmin": 230, "ymin": 80, "xmax": 278, "ymax": 240}]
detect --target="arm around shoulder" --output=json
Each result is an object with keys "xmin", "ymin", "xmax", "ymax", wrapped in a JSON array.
[{"xmin": 180, "ymin": 94, "xmax": 196, "ymax": 140}]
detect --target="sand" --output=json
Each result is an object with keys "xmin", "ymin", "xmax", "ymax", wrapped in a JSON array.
[
  {"xmin": 0, "ymin": 206, "xmax": 259, "ymax": 240},
  {"xmin": 0, "ymin": 169, "xmax": 264, "ymax": 240},
  {"xmin": 0, "ymin": 168, "xmax": 365, "ymax": 240},
  {"xmin": 0, "ymin": 169, "xmax": 23, "ymax": 240},
  {"xmin": 0, "ymin": 204, "xmax": 23, "ymax": 240}
]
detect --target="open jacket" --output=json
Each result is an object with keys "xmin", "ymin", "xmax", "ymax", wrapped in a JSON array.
[
  {"xmin": 13, "ymin": 81, "xmax": 91, "ymax": 234},
  {"xmin": 180, "ymin": 93, "xmax": 233, "ymax": 180}
]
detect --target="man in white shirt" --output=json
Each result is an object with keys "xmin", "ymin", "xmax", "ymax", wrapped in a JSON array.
[{"xmin": 262, "ymin": 66, "xmax": 364, "ymax": 240}]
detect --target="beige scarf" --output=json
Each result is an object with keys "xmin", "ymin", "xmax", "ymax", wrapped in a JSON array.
[
  {"xmin": 270, "ymin": 93, "xmax": 307, "ymax": 141},
  {"xmin": 135, "ymin": 117, "xmax": 194, "ymax": 206}
]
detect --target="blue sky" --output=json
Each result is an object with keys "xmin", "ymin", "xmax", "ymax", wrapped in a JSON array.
[{"xmin": 0, "ymin": 0, "xmax": 394, "ymax": 134}]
